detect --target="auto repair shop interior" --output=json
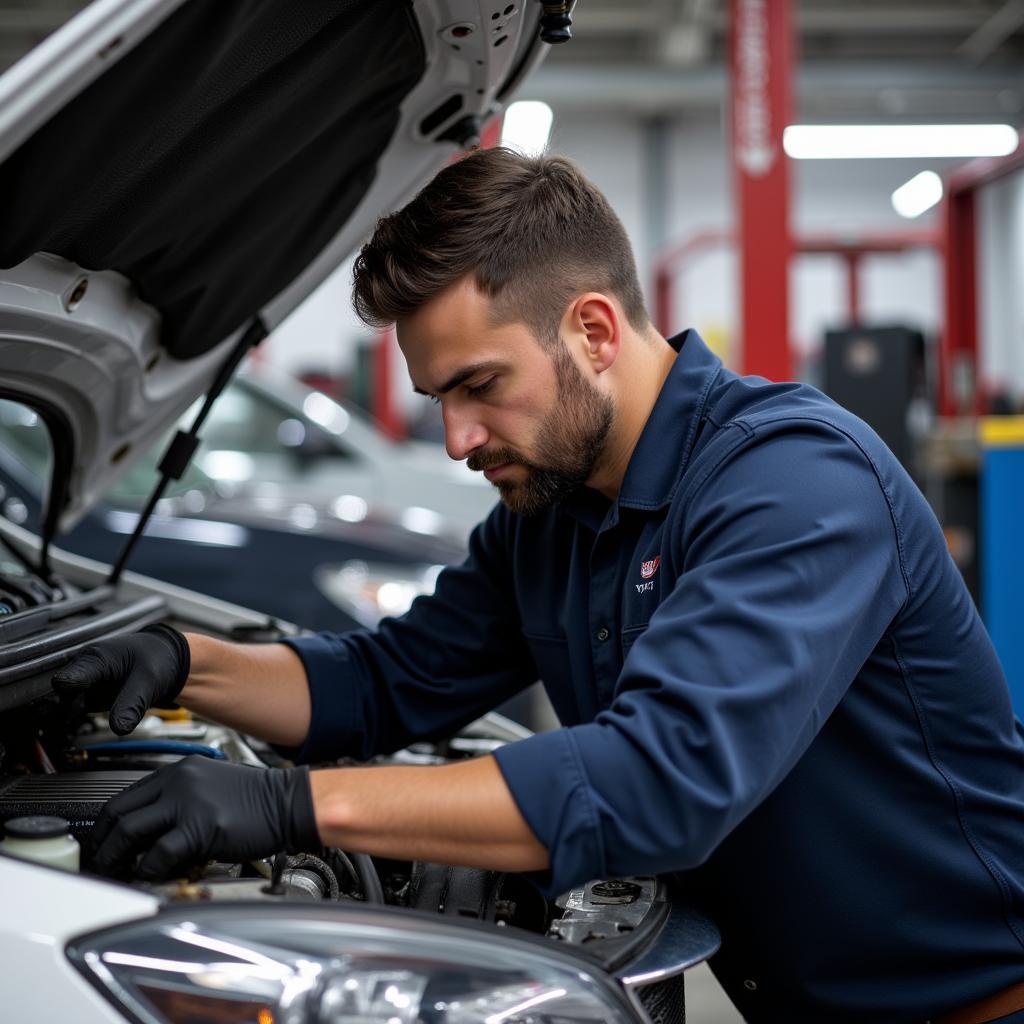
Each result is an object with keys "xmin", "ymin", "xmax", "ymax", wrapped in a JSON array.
[{"xmin": 0, "ymin": 2, "xmax": 1023, "ymax": 1023}]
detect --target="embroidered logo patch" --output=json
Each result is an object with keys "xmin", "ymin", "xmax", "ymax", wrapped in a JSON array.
[{"xmin": 640, "ymin": 556, "xmax": 661, "ymax": 580}]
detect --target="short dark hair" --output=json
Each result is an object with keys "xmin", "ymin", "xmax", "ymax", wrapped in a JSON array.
[{"xmin": 352, "ymin": 147, "xmax": 648, "ymax": 346}]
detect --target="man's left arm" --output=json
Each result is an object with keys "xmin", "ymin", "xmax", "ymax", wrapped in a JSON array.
[
  {"xmin": 88, "ymin": 752, "xmax": 547, "ymax": 879},
  {"xmin": 310, "ymin": 756, "xmax": 548, "ymax": 871}
]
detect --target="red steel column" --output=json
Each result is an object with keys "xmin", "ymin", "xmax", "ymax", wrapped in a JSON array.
[
  {"xmin": 846, "ymin": 253, "xmax": 861, "ymax": 325},
  {"xmin": 479, "ymin": 113, "xmax": 504, "ymax": 150},
  {"xmin": 730, "ymin": 0, "xmax": 794, "ymax": 380},
  {"xmin": 373, "ymin": 326, "xmax": 405, "ymax": 439},
  {"xmin": 940, "ymin": 188, "xmax": 979, "ymax": 416}
]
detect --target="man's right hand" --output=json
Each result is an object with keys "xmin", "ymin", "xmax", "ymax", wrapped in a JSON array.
[{"xmin": 51, "ymin": 624, "xmax": 191, "ymax": 735}]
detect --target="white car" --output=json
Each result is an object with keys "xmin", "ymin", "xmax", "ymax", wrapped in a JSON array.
[
  {"xmin": 0, "ymin": 2, "xmax": 718, "ymax": 1022},
  {"xmin": 191, "ymin": 369, "xmax": 498, "ymax": 541}
]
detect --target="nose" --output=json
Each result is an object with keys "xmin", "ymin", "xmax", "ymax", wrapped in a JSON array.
[{"xmin": 442, "ymin": 403, "xmax": 489, "ymax": 462}]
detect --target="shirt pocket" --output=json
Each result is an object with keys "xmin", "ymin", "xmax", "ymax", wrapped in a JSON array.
[
  {"xmin": 523, "ymin": 631, "xmax": 570, "ymax": 683},
  {"xmin": 621, "ymin": 623, "xmax": 649, "ymax": 661},
  {"xmin": 522, "ymin": 631, "xmax": 579, "ymax": 725}
]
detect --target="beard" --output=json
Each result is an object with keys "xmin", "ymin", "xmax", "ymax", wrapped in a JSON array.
[{"xmin": 466, "ymin": 344, "xmax": 614, "ymax": 516}]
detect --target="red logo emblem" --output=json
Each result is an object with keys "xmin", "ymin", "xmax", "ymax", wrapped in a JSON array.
[{"xmin": 640, "ymin": 556, "xmax": 661, "ymax": 579}]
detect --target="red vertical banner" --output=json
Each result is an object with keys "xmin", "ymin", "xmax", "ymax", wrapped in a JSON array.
[{"xmin": 730, "ymin": 0, "xmax": 793, "ymax": 380}]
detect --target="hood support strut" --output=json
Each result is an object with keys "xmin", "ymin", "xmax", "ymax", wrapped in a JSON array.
[{"xmin": 107, "ymin": 317, "xmax": 268, "ymax": 587}]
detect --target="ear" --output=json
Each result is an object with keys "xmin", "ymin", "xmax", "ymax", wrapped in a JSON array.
[{"xmin": 563, "ymin": 292, "xmax": 621, "ymax": 374}]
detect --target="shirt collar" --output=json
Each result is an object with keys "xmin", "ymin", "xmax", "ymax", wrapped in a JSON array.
[
  {"xmin": 560, "ymin": 329, "xmax": 721, "ymax": 528},
  {"xmin": 616, "ymin": 328, "xmax": 721, "ymax": 511}
]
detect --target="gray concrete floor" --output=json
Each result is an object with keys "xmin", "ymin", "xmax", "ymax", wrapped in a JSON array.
[{"xmin": 685, "ymin": 963, "xmax": 746, "ymax": 1023}]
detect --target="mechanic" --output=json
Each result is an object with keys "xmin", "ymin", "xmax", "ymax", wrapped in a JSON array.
[{"xmin": 54, "ymin": 147, "xmax": 1024, "ymax": 1023}]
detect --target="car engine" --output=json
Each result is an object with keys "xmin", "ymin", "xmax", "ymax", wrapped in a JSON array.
[{"xmin": 0, "ymin": 556, "xmax": 687, "ymax": 1020}]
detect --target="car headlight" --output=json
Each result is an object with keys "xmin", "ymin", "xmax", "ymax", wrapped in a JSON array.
[
  {"xmin": 67, "ymin": 904, "xmax": 643, "ymax": 1024},
  {"xmin": 315, "ymin": 561, "xmax": 444, "ymax": 628}
]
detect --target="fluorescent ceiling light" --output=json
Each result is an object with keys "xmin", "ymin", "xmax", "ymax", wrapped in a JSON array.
[
  {"xmin": 892, "ymin": 170, "xmax": 944, "ymax": 219},
  {"xmin": 501, "ymin": 101, "xmax": 553, "ymax": 157},
  {"xmin": 783, "ymin": 124, "xmax": 1019, "ymax": 160}
]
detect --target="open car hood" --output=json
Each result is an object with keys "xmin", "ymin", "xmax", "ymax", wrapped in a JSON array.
[{"xmin": 0, "ymin": 0, "xmax": 547, "ymax": 535}]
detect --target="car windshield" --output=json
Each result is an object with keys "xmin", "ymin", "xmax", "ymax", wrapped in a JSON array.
[
  {"xmin": 0, "ymin": 399, "xmax": 216, "ymax": 508},
  {"xmin": 197, "ymin": 385, "xmax": 318, "ymax": 455},
  {"xmin": 0, "ymin": 401, "xmax": 51, "ymax": 480},
  {"xmin": 109, "ymin": 435, "xmax": 217, "ymax": 505},
  {"xmin": 0, "ymin": 378, "xmax": 363, "ymax": 508}
]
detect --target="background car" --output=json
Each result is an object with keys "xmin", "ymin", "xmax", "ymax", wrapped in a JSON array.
[
  {"xmin": 0, "ymin": 398, "xmax": 464, "ymax": 632},
  {"xmin": 194, "ymin": 369, "xmax": 498, "ymax": 541}
]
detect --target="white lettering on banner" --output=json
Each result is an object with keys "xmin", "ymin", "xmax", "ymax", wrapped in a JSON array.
[{"xmin": 735, "ymin": 0, "xmax": 775, "ymax": 177}]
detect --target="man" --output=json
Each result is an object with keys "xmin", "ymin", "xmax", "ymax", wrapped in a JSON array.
[{"xmin": 55, "ymin": 148, "xmax": 1024, "ymax": 1022}]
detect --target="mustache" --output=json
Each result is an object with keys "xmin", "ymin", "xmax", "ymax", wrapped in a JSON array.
[{"xmin": 466, "ymin": 447, "xmax": 527, "ymax": 473}]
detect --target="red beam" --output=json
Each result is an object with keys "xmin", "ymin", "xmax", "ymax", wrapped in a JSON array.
[
  {"xmin": 653, "ymin": 228, "xmax": 939, "ymax": 339},
  {"xmin": 946, "ymin": 139, "xmax": 1024, "ymax": 197},
  {"xmin": 730, "ymin": 0, "xmax": 794, "ymax": 380},
  {"xmin": 654, "ymin": 229, "xmax": 732, "ymax": 332},
  {"xmin": 797, "ymin": 229, "xmax": 940, "ymax": 255}
]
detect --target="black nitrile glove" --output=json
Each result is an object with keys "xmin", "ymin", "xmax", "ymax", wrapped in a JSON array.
[
  {"xmin": 88, "ymin": 757, "xmax": 321, "ymax": 880},
  {"xmin": 51, "ymin": 624, "xmax": 190, "ymax": 735}
]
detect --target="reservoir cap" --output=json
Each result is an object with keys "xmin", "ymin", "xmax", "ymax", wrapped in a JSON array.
[{"xmin": 4, "ymin": 815, "xmax": 71, "ymax": 839}]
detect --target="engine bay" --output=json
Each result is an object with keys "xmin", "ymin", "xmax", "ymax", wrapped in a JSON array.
[{"xmin": 0, "ymin": 558, "xmax": 669, "ymax": 977}]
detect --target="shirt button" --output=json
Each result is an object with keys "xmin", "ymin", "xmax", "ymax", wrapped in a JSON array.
[
  {"xmin": 595, "ymin": 627, "xmax": 610, "ymax": 642},
  {"xmin": 743, "ymin": 979, "xmax": 758, "ymax": 992}
]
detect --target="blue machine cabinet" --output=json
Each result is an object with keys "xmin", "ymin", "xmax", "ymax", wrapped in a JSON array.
[{"xmin": 981, "ymin": 417, "xmax": 1024, "ymax": 712}]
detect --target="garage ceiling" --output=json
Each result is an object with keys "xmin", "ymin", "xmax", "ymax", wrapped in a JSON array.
[
  {"xmin": 1, "ymin": 1, "xmax": 1023, "ymax": 120},
  {"xmin": 532, "ymin": 0, "xmax": 1024, "ymax": 120},
  {"xmin": 555, "ymin": 0, "xmax": 1024, "ymax": 64}
]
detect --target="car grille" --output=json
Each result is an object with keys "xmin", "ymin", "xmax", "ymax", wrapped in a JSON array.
[{"xmin": 635, "ymin": 972, "xmax": 686, "ymax": 1024}]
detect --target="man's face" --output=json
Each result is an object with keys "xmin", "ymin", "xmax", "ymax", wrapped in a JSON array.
[
  {"xmin": 468, "ymin": 340, "xmax": 614, "ymax": 515},
  {"xmin": 397, "ymin": 278, "xmax": 614, "ymax": 516}
]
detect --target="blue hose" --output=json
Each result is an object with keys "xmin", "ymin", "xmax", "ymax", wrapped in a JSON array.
[{"xmin": 83, "ymin": 740, "xmax": 227, "ymax": 760}]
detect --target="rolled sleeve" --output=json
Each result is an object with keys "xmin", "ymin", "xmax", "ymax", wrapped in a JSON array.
[
  {"xmin": 493, "ymin": 727, "xmax": 607, "ymax": 897},
  {"xmin": 272, "ymin": 633, "xmax": 372, "ymax": 764}
]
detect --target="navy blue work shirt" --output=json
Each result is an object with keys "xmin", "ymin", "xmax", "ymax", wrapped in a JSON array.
[{"xmin": 282, "ymin": 331, "xmax": 1024, "ymax": 1021}]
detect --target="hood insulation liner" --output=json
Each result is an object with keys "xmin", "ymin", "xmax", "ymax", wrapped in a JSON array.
[{"xmin": 0, "ymin": 0, "xmax": 425, "ymax": 359}]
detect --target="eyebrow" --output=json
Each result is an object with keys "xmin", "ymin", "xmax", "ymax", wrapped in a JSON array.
[{"xmin": 412, "ymin": 360, "xmax": 505, "ymax": 398}]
